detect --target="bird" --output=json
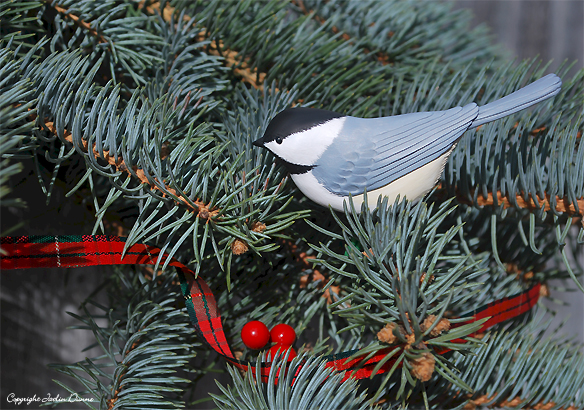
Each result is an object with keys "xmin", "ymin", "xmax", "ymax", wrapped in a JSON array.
[{"xmin": 252, "ymin": 74, "xmax": 562, "ymax": 212}]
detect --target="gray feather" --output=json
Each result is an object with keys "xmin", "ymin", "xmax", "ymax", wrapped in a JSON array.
[
  {"xmin": 313, "ymin": 104, "xmax": 478, "ymax": 196},
  {"xmin": 472, "ymin": 74, "xmax": 562, "ymax": 128}
]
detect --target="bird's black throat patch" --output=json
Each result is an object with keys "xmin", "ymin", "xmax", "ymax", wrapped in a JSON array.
[{"xmin": 276, "ymin": 158, "xmax": 314, "ymax": 175}]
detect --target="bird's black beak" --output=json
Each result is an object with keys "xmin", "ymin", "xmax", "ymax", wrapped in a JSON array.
[{"xmin": 252, "ymin": 137, "xmax": 264, "ymax": 148}]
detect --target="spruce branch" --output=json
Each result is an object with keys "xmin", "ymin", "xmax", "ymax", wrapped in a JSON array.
[
  {"xmin": 295, "ymin": 0, "xmax": 497, "ymax": 69},
  {"xmin": 173, "ymin": 0, "xmax": 583, "ymax": 228},
  {"xmin": 445, "ymin": 318, "xmax": 584, "ymax": 410},
  {"xmin": 29, "ymin": 1, "xmax": 305, "ymax": 269},
  {"xmin": 46, "ymin": 0, "xmax": 167, "ymax": 86},
  {"xmin": 0, "ymin": 43, "xmax": 41, "ymax": 219},
  {"xmin": 51, "ymin": 3, "xmax": 106, "ymax": 43},
  {"xmin": 143, "ymin": 1, "xmax": 267, "ymax": 90},
  {"xmin": 212, "ymin": 353, "xmax": 370, "ymax": 410},
  {"xmin": 48, "ymin": 267, "xmax": 198, "ymax": 410},
  {"xmin": 465, "ymin": 394, "xmax": 579, "ymax": 410},
  {"xmin": 308, "ymin": 197, "xmax": 493, "ymax": 400},
  {"xmin": 2, "ymin": 0, "xmax": 583, "ymax": 407},
  {"xmin": 42, "ymin": 119, "xmax": 219, "ymax": 217},
  {"xmin": 440, "ymin": 184, "xmax": 584, "ymax": 219},
  {"xmin": 203, "ymin": 0, "xmax": 583, "ymax": 225},
  {"xmin": 0, "ymin": 1, "xmax": 44, "ymax": 48},
  {"xmin": 292, "ymin": 0, "xmax": 393, "ymax": 66}
]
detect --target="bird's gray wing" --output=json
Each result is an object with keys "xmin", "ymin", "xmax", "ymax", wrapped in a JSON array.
[{"xmin": 313, "ymin": 103, "xmax": 479, "ymax": 196}]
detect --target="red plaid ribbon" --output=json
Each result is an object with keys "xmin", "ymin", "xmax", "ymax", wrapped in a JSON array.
[{"xmin": 0, "ymin": 235, "xmax": 541, "ymax": 381}]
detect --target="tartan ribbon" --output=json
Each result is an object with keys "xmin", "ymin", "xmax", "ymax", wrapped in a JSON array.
[{"xmin": 0, "ymin": 235, "xmax": 541, "ymax": 382}]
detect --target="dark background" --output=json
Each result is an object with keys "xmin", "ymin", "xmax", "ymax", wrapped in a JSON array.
[{"xmin": 1, "ymin": 1, "xmax": 583, "ymax": 409}]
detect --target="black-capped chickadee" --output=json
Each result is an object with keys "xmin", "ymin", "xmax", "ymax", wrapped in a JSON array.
[{"xmin": 253, "ymin": 74, "xmax": 562, "ymax": 212}]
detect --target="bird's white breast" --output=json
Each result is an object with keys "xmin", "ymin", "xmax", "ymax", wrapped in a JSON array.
[{"xmin": 291, "ymin": 150, "xmax": 452, "ymax": 212}]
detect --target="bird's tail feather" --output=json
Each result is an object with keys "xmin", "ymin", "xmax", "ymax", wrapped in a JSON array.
[{"xmin": 472, "ymin": 73, "xmax": 562, "ymax": 128}]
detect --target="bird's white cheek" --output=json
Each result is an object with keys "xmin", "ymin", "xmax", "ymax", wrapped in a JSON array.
[
  {"xmin": 265, "ymin": 140, "xmax": 317, "ymax": 166},
  {"xmin": 266, "ymin": 117, "xmax": 346, "ymax": 166}
]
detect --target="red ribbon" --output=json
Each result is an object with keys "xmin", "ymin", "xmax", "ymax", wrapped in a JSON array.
[{"xmin": 0, "ymin": 235, "xmax": 541, "ymax": 381}]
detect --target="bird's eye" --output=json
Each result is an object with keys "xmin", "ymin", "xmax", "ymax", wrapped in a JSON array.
[{"xmin": 276, "ymin": 137, "xmax": 283, "ymax": 144}]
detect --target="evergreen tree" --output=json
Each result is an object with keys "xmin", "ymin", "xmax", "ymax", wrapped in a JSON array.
[{"xmin": 1, "ymin": 0, "xmax": 582, "ymax": 409}]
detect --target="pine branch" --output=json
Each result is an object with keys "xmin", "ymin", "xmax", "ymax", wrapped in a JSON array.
[
  {"xmin": 48, "ymin": 268, "xmax": 198, "ymax": 410},
  {"xmin": 295, "ymin": 0, "xmax": 497, "ymax": 69},
  {"xmin": 0, "ymin": 1, "xmax": 44, "ymax": 48},
  {"xmin": 459, "ymin": 189, "xmax": 584, "ymax": 219},
  {"xmin": 466, "ymin": 394, "xmax": 578, "ymax": 410},
  {"xmin": 3, "ymin": 1, "xmax": 583, "ymax": 407},
  {"xmin": 438, "ymin": 183, "xmax": 584, "ymax": 219},
  {"xmin": 212, "ymin": 353, "xmax": 369, "ymax": 410},
  {"xmin": 143, "ymin": 1, "xmax": 267, "ymax": 90},
  {"xmin": 292, "ymin": 0, "xmax": 394, "ymax": 66},
  {"xmin": 41, "ymin": 119, "xmax": 218, "ymax": 218},
  {"xmin": 51, "ymin": 3, "xmax": 106, "ymax": 43}
]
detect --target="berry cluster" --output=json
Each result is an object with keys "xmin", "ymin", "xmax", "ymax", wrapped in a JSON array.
[{"xmin": 241, "ymin": 321, "xmax": 297, "ymax": 361}]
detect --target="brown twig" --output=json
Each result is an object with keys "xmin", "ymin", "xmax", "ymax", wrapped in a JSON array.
[
  {"xmin": 40, "ymin": 1, "xmax": 277, "ymax": 249},
  {"xmin": 464, "ymin": 394, "xmax": 577, "ymax": 410},
  {"xmin": 436, "ymin": 183, "xmax": 583, "ymax": 220},
  {"xmin": 143, "ymin": 1, "xmax": 267, "ymax": 90},
  {"xmin": 54, "ymin": 1, "xmax": 268, "ymax": 91},
  {"xmin": 43, "ymin": 120, "xmax": 218, "ymax": 219},
  {"xmin": 293, "ymin": 241, "xmax": 341, "ymax": 304},
  {"xmin": 293, "ymin": 0, "xmax": 395, "ymax": 66},
  {"xmin": 52, "ymin": 4, "xmax": 107, "ymax": 43},
  {"xmin": 455, "ymin": 188, "xmax": 584, "ymax": 218}
]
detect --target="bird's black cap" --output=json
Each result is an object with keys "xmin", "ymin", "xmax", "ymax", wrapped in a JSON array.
[{"xmin": 253, "ymin": 107, "xmax": 344, "ymax": 147}]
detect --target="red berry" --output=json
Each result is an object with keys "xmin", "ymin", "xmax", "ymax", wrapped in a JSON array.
[
  {"xmin": 270, "ymin": 323, "xmax": 296, "ymax": 346},
  {"xmin": 241, "ymin": 321, "xmax": 270, "ymax": 350},
  {"xmin": 267, "ymin": 344, "xmax": 297, "ymax": 361}
]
